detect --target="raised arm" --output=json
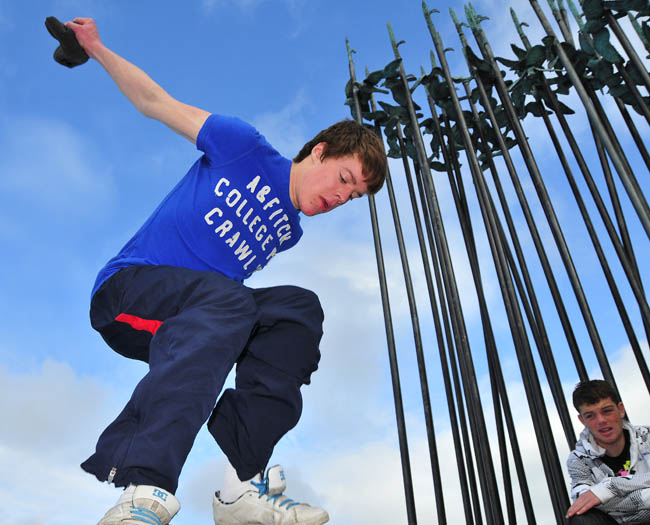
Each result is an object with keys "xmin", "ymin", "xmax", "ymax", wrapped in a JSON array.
[{"xmin": 66, "ymin": 18, "xmax": 210, "ymax": 143}]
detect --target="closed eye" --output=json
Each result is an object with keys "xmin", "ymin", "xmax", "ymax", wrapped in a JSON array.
[{"xmin": 347, "ymin": 192, "xmax": 362, "ymax": 202}]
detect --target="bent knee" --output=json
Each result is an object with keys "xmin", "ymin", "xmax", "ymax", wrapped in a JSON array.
[
  {"xmin": 279, "ymin": 285, "xmax": 323, "ymax": 315},
  {"xmin": 568, "ymin": 509, "xmax": 617, "ymax": 525},
  {"xmin": 225, "ymin": 286, "xmax": 258, "ymax": 317},
  {"xmin": 255, "ymin": 285, "xmax": 324, "ymax": 330}
]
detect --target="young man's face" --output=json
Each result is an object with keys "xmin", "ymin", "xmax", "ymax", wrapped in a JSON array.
[
  {"xmin": 295, "ymin": 143, "xmax": 369, "ymax": 216},
  {"xmin": 577, "ymin": 397, "xmax": 626, "ymax": 449}
]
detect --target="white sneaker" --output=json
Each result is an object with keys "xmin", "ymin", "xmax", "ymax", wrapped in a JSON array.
[
  {"xmin": 97, "ymin": 484, "xmax": 181, "ymax": 525},
  {"xmin": 213, "ymin": 465, "xmax": 329, "ymax": 525}
]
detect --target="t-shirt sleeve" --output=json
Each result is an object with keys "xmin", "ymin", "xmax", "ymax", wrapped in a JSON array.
[{"xmin": 196, "ymin": 114, "xmax": 261, "ymax": 166}]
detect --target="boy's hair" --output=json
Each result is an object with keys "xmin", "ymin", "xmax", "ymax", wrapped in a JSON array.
[
  {"xmin": 572, "ymin": 379, "xmax": 621, "ymax": 411},
  {"xmin": 294, "ymin": 120, "xmax": 387, "ymax": 194}
]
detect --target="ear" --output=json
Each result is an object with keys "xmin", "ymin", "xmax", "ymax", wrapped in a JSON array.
[
  {"xmin": 311, "ymin": 142, "xmax": 327, "ymax": 163},
  {"xmin": 578, "ymin": 414, "xmax": 585, "ymax": 426},
  {"xmin": 617, "ymin": 402, "xmax": 626, "ymax": 419}
]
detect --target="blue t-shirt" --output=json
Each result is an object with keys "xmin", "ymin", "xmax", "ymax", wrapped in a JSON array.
[{"xmin": 91, "ymin": 114, "xmax": 303, "ymax": 296}]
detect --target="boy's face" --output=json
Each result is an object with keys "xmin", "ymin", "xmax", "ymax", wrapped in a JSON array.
[
  {"xmin": 295, "ymin": 143, "xmax": 369, "ymax": 216},
  {"xmin": 577, "ymin": 397, "xmax": 626, "ymax": 449}
]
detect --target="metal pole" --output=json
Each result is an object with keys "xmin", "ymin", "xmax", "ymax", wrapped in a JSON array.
[
  {"xmin": 435, "ymin": 4, "xmax": 591, "ymax": 385},
  {"xmin": 429, "ymin": 88, "xmax": 519, "ymax": 523},
  {"xmin": 393, "ymin": 120, "xmax": 474, "ymax": 524},
  {"xmin": 413, "ymin": 155, "xmax": 485, "ymax": 524},
  {"xmin": 557, "ymin": 0, "xmax": 574, "ymax": 39},
  {"xmin": 426, "ymin": 5, "xmax": 571, "ymax": 521},
  {"xmin": 605, "ymin": 9, "xmax": 650, "ymax": 96},
  {"xmin": 614, "ymin": 97, "xmax": 650, "ymax": 173},
  {"xmin": 628, "ymin": 13, "xmax": 650, "ymax": 54},
  {"xmin": 510, "ymin": 9, "xmax": 650, "ymax": 392},
  {"xmin": 388, "ymin": 15, "xmax": 504, "ymax": 523},
  {"xmin": 454, "ymin": 8, "xmax": 578, "ymax": 454},
  {"xmin": 535, "ymin": 78, "xmax": 650, "ymax": 392},
  {"xmin": 377, "ymin": 117, "xmax": 447, "ymax": 523},
  {"xmin": 468, "ymin": 3, "xmax": 617, "ymax": 389},
  {"xmin": 346, "ymin": 38, "xmax": 417, "ymax": 525},
  {"xmin": 566, "ymin": 0, "xmax": 650, "ymax": 128},
  {"xmin": 529, "ymin": 0, "xmax": 650, "ymax": 240},
  {"xmin": 548, "ymin": 0, "xmax": 575, "ymax": 45}
]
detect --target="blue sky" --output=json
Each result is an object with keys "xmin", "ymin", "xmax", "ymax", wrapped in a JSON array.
[{"xmin": 1, "ymin": 0, "xmax": 649, "ymax": 523}]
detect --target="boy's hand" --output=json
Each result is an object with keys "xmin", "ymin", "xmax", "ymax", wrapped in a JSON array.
[
  {"xmin": 45, "ymin": 16, "xmax": 89, "ymax": 68},
  {"xmin": 566, "ymin": 490, "xmax": 602, "ymax": 518},
  {"xmin": 65, "ymin": 18, "xmax": 103, "ymax": 60}
]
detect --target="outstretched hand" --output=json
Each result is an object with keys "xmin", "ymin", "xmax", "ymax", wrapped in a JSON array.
[
  {"xmin": 45, "ymin": 16, "xmax": 88, "ymax": 68},
  {"xmin": 65, "ymin": 17, "xmax": 103, "ymax": 60},
  {"xmin": 566, "ymin": 490, "xmax": 602, "ymax": 519}
]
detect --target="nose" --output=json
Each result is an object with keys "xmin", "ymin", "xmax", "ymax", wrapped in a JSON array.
[
  {"xmin": 338, "ymin": 186, "xmax": 353, "ymax": 204},
  {"xmin": 594, "ymin": 413, "xmax": 607, "ymax": 426}
]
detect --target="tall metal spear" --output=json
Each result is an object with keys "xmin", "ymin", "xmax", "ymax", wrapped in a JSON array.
[
  {"xmin": 386, "ymin": 17, "xmax": 504, "ymax": 523},
  {"xmin": 565, "ymin": 0, "xmax": 650, "ymax": 144},
  {"xmin": 548, "ymin": 0, "xmax": 575, "ymax": 46},
  {"xmin": 628, "ymin": 13, "xmax": 650, "ymax": 55},
  {"xmin": 439, "ymin": 75, "xmax": 530, "ymax": 522},
  {"xmin": 392, "ymin": 63, "xmax": 480, "ymax": 521},
  {"xmin": 565, "ymin": 0, "xmax": 650, "ymax": 306},
  {"xmin": 429, "ymin": 4, "xmax": 593, "ymax": 390},
  {"xmin": 451, "ymin": 7, "xmax": 581, "ymax": 455},
  {"xmin": 425, "ymin": 3, "xmax": 572, "ymax": 521},
  {"xmin": 466, "ymin": 3, "xmax": 618, "ymax": 392},
  {"xmin": 417, "ymin": 55, "xmax": 521, "ymax": 521},
  {"xmin": 399, "ymin": 95, "xmax": 486, "ymax": 521},
  {"xmin": 365, "ymin": 81, "xmax": 447, "ymax": 523},
  {"xmin": 450, "ymin": 4, "xmax": 574, "ymax": 518},
  {"xmin": 393, "ymin": 119, "xmax": 474, "ymax": 524},
  {"xmin": 573, "ymin": 2, "xmax": 650, "ymax": 127},
  {"xmin": 557, "ymin": 0, "xmax": 574, "ymax": 40},
  {"xmin": 409, "ymin": 146, "xmax": 483, "ymax": 524},
  {"xmin": 510, "ymin": 9, "xmax": 650, "ymax": 392},
  {"xmin": 346, "ymin": 38, "xmax": 417, "ymax": 525},
  {"xmin": 529, "ymin": 0, "xmax": 650, "ymax": 239},
  {"xmin": 604, "ymin": 9, "xmax": 650, "ymax": 99}
]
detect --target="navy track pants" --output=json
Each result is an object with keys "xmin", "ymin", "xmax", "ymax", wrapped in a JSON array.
[{"xmin": 81, "ymin": 265, "xmax": 323, "ymax": 494}]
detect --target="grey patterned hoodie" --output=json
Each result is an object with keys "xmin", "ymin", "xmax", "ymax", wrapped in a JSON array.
[{"xmin": 567, "ymin": 421, "xmax": 650, "ymax": 523}]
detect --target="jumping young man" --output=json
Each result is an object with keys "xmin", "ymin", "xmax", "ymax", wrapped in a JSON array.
[
  {"xmin": 566, "ymin": 379, "xmax": 650, "ymax": 524},
  {"xmin": 58, "ymin": 17, "xmax": 387, "ymax": 525}
]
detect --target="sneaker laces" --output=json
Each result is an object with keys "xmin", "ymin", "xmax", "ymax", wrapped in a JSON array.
[{"xmin": 250, "ymin": 477, "xmax": 300, "ymax": 510}]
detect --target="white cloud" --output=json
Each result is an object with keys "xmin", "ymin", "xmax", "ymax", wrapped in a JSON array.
[
  {"xmin": 302, "ymin": 340, "xmax": 649, "ymax": 524},
  {"xmin": 251, "ymin": 90, "xmax": 310, "ymax": 160},
  {"xmin": 0, "ymin": 445, "xmax": 117, "ymax": 525},
  {"xmin": 1, "ymin": 320, "xmax": 648, "ymax": 524},
  {"xmin": 246, "ymin": 227, "xmax": 397, "ymax": 442},
  {"xmin": 4, "ymin": 1, "xmax": 648, "ymax": 524},
  {"xmin": 0, "ymin": 360, "xmax": 125, "ymax": 525},
  {"xmin": 0, "ymin": 360, "xmax": 110, "ymax": 456},
  {"xmin": 597, "ymin": 341, "xmax": 650, "ymax": 422},
  {"xmin": 316, "ymin": 439, "xmax": 428, "ymax": 524},
  {"xmin": 0, "ymin": 116, "xmax": 115, "ymax": 219}
]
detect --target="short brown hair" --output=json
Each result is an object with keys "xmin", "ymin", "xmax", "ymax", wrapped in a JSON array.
[
  {"xmin": 294, "ymin": 120, "xmax": 387, "ymax": 194},
  {"xmin": 572, "ymin": 379, "xmax": 620, "ymax": 411}
]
